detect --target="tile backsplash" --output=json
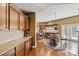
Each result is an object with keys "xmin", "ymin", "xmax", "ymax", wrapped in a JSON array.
[{"xmin": 0, "ymin": 29, "xmax": 24, "ymax": 44}]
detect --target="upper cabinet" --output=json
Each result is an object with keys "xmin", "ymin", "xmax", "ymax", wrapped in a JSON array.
[
  {"xmin": 0, "ymin": 3, "xmax": 7, "ymax": 29},
  {"xmin": 20, "ymin": 13, "xmax": 25, "ymax": 30},
  {"xmin": 10, "ymin": 6, "xmax": 19, "ymax": 29},
  {"xmin": 0, "ymin": 3, "xmax": 30, "ymax": 30},
  {"xmin": 25, "ymin": 16, "xmax": 29, "ymax": 30}
]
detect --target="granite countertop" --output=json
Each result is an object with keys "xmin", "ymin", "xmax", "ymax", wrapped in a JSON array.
[{"xmin": 0, "ymin": 36, "xmax": 32, "ymax": 55}]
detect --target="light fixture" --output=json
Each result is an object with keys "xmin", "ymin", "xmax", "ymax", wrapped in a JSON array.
[
  {"xmin": 54, "ymin": 12, "xmax": 56, "ymax": 20},
  {"xmin": 54, "ymin": 12, "xmax": 57, "ymax": 24}
]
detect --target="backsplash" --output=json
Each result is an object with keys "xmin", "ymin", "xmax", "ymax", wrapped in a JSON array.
[{"xmin": 0, "ymin": 29, "xmax": 24, "ymax": 44}]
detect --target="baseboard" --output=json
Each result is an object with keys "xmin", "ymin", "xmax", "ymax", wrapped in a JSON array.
[{"xmin": 32, "ymin": 45, "xmax": 37, "ymax": 48}]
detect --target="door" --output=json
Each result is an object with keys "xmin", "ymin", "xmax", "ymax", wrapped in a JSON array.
[{"xmin": 0, "ymin": 3, "xmax": 7, "ymax": 29}]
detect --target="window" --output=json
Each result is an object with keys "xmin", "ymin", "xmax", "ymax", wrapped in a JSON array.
[
  {"xmin": 61, "ymin": 24, "xmax": 79, "ymax": 41},
  {"xmin": 61, "ymin": 25, "xmax": 69, "ymax": 39},
  {"xmin": 71, "ymin": 24, "xmax": 78, "ymax": 40},
  {"xmin": 61, "ymin": 23, "xmax": 78, "ymax": 55}
]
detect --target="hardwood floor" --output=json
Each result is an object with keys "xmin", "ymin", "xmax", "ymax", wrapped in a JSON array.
[{"xmin": 27, "ymin": 40, "xmax": 74, "ymax": 56}]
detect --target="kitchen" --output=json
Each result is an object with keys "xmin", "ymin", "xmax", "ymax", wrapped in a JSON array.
[
  {"xmin": 0, "ymin": 3, "xmax": 79, "ymax": 56},
  {"xmin": 0, "ymin": 3, "xmax": 35, "ymax": 56}
]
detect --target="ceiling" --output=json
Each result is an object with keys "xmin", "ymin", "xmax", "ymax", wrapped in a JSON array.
[{"xmin": 15, "ymin": 3, "xmax": 69, "ymax": 13}]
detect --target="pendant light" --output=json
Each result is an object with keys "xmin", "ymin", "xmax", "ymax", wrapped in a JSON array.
[{"xmin": 54, "ymin": 12, "xmax": 56, "ymax": 24}]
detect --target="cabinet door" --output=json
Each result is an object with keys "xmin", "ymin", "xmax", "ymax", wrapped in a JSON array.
[
  {"xmin": 24, "ymin": 39, "xmax": 31, "ymax": 55},
  {"xmin": 16, "ymin": 43, "xmax": 24, "ymax": 56},
  {"xmin": 10, "ymin": 6, "xmax": 19, "ymax": 29},
  {"xmin": 25, "ymin": 16, "xmax": 30, "ymax": 30},
  {"xmin": 20, "ymin": 14, "xmax": 25, "ymax": 30},
  {"xmin": 0, "ymin": 3, "xmax": 7, "ymax": 29}
]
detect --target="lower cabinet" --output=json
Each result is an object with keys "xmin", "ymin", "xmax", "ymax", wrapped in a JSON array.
[
  {"xmin": 1, "ymin": 39, "xmax": 32, "ymax": 56},
  {"xmin": 24, "ymin": 39, "xmax": 31, "ymax": 55},
  {"xmin": 16, "ymin": 43, "xmax": 25, "ymax": 56},
  {"xmin": 1, "ymin": 48, "xmax": 15, "ymax": 56}
]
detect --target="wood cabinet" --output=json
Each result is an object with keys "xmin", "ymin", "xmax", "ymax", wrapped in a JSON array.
[
  {"xmin": 39, "ymin": 24, "xmax": 45, "ymax": 31},
  {"xmin": 0, "ymin": 3, "xmax": 7, "ymax": 29},
  {"xmin": 16, "ymin": 43, "xmax": 24, "ymax": 56},
  {"xmin": 20, "ymin": 14, "xmax": 30, "ymax": 30},
  {"xmin": 1, "ymin": 48, "xmax": 15, "ymax": 56},
  {"xmin": 20, "ymin": 14, "xmax": 25, "ymax": 30},
  {"xmin": 0, "ymin": 3, "xmax": 30, "ymax": 30},
  {"xmin": 24, "ymin": 39, "xmax": 31, "ymax": 55},
  {"xmin": 25, "ymin": 16, "xmax": 30, "ymax": 30},
  {"xmin": 1, "ymin": 37, "xmax": 32, "ymax": 56},
  {"xmin": 9, "ymin": 6, "xmax": 19, "ymax": 29}
]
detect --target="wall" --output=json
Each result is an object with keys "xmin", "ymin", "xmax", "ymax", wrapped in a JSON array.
[
  {"xmin": 56, "ymin": 16, "xmax": 79, "ymax": 34},
  {"xmin": 39, "ymin": 16, "xmax": 79, "ymax": 36},
  {"xmin": 36, "ymin": 3, "xmax": 79, "ymax": 22},
  {"xmin": 0, "ymin": 29, "xmax": 24, "ymax": 44}
]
